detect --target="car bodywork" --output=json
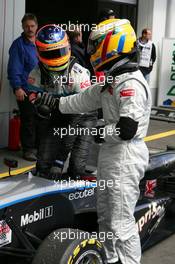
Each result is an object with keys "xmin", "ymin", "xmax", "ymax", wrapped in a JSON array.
[{"xmin": 0, "ymin": 151, "xmax": 175, "ymax": 263}]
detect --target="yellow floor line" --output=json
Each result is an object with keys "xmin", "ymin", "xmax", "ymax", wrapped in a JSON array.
[
  {"xmin": 144, "ymin": 130, "xmax": 175, "ymax": 142},
  {"xmin": 0, "ymin": 164, "xmax": 35, "ymax": 178},
  {"xmin": 0, "ymin": 130, "xmax": 175, "ymax": 179}
]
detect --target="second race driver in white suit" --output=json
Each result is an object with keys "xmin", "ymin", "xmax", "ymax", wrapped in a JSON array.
[{"xmin": 35, "ymin": 19, "xmax": 152, "ymax": 264}]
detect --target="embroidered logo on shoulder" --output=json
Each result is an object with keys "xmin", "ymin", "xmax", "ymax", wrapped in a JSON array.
[
  {"xmin": 120, "ymin": 88, "xmax": 135, "ymax": 97},
  {"xmin": 73, "ymin": 64, "xmax": 83, "ymax": 74}
]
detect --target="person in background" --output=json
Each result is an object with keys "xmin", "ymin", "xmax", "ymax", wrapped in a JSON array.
[
  {"xmin": 8, "ymin": 13, "xmax": 38, "ymax": 161},
  {"xmin": 137, "ymin": 28, "xmax": 156, "ymax": 82},
  {"xmin": 98, "ymin": 8, "xmax": 116, "ymax": 22},
  {"xmin": 67, "ymin": 25, "xmax": 90, "ymax": 70}
]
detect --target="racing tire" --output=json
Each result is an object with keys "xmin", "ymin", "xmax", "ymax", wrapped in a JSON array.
[{"xmin": 32, "ymin": 228, "xmax": 106, "ymax": 264}]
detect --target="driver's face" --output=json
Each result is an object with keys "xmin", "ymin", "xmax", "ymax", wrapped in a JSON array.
[{"xmin": 22, "ymin": 20, "xmax": 38, "ymax": 38}]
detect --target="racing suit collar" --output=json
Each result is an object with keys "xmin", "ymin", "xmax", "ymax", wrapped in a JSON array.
[
  {"xmin": 101, "ymin": 54, "xmax": 139, "ymax": 93},
  {"xmin": 105, "ymin": 48, "xmax": 139, "ymax": 76},
  {"xmin": 107, "ymin": 59, "xmax": 139, "ymax": 77}
]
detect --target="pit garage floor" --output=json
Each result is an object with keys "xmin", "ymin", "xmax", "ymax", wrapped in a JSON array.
[{"xmin": 0, "ymin": 119, "xmax": 175, "ymax": 263}]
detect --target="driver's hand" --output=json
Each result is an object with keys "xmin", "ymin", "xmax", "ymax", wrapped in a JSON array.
[{"xmin": 34, "ymin": 92, "xmax": 60, "ymax": 119}]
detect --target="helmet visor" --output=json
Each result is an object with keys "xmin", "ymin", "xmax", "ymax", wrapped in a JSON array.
[
  {"xmin": 39, "ymin": 46, "xmax": 70, "ymax": 59},
  {"xmin": 87, "ymin": 35, "xmax": 105, "ymax": 55}
]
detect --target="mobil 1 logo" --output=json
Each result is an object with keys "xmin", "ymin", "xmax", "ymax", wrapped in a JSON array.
[{"xmin": 21, "ymin": 206, "xmax": 53, "ymax": 227}]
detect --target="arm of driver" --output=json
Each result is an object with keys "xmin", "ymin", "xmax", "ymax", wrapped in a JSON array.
[
  {"xmin": 59, "ymin": 83, "xmax": 102, "ymax": 114},
  {"xmin": 104, "ymin": 80, "xmax": 148, "ymax": 143}
]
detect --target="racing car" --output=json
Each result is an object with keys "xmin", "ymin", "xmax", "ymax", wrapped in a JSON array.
[{"xmin": 1, "ymin": 149, "xmax": 175, "ymax": 264}]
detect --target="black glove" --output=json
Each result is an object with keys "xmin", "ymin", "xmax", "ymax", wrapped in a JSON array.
[
  {"xmin": 94, "ymin": 126, "xmax": 105, "ymax": 144},
  {"xmin": 34, "ymin": 93, "xmax": 60, "ymax": 119}
]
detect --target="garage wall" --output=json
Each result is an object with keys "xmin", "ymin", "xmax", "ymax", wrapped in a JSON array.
[
  {"xmin": 165, "ymin": 0, "xmax": 175, "ymax": 38},
  {"xmin": 111, "ymin": 0, "xmax": 137, "ymax": 4},
  {"xmin": 98, "ymin": 0, "xmax": 137, "ymax": 30},
  {"xmin": 0, "ymin": 0, "xmax": 25, "ymax": 147},
  {"xmin": 137, "ymin": 0, "xmax": 168, "ymax": 105}
]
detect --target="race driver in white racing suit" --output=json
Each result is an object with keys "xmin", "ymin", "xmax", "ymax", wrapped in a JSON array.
[
  {"xmin": 28, "ymin": 24, "xmax": 96, "ymax": 179},
  {"xmin": 34, "ymin": 19, "xmax": 152, "ymax": 263}
]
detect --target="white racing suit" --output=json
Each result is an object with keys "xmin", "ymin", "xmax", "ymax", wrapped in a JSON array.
[
  {"xmin": 59, "ymin": 69, "xmax": 152, "ymax": 263},
  {"xmin": 28, "ymin": 59, "xmax": 97, "ymax": 178}
]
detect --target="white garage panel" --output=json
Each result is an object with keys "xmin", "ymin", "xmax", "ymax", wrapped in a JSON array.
[
  {"xmin": 112, "ymin": 0, "xmax": 137, "ymax": 4},
  {"xmin": 158, "ymin": 38, "xmax": 175, "ymax": 106},
  {"xmin": 99, "ymin": 0, "xmax": 137, "ymax": 4},
  {"xmin": 0, "ymin": 0, "xmax": 25, "ymax": 147},
  {"xmin": 0, "ymin": 0, "xmax": 5, "ymax": 95}
]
